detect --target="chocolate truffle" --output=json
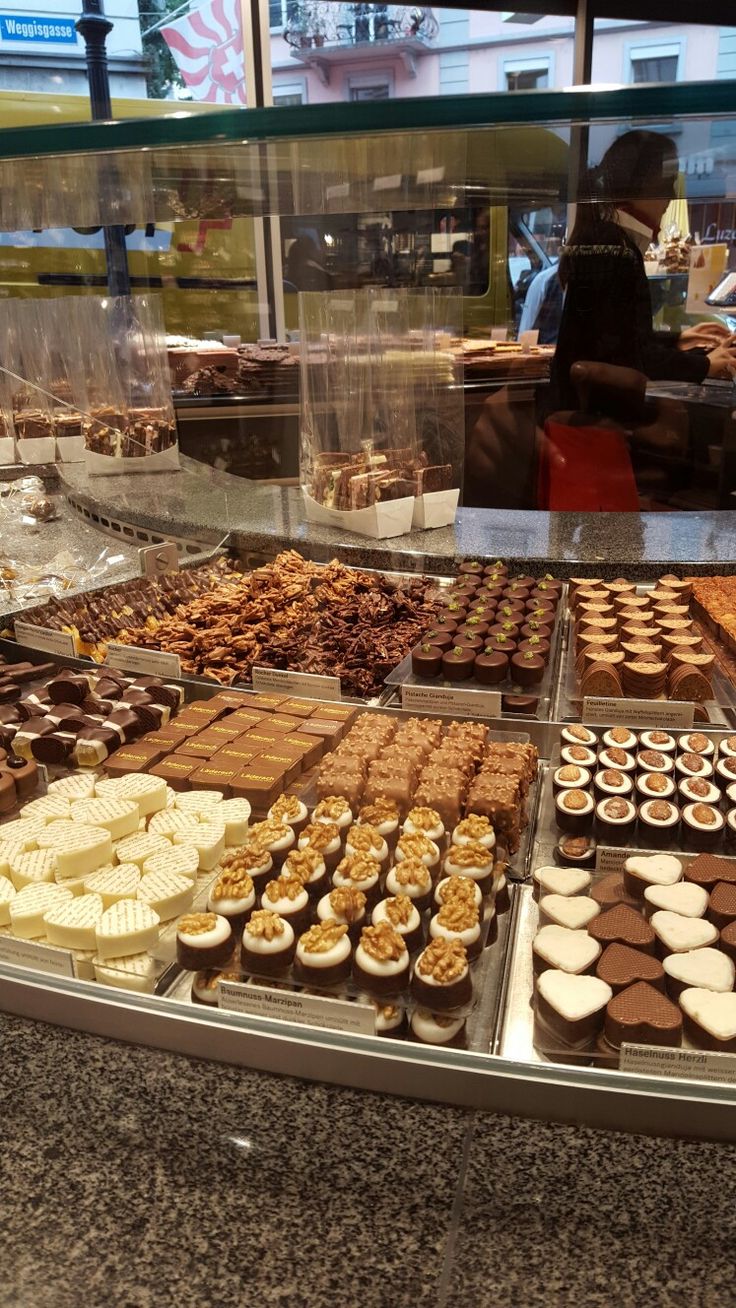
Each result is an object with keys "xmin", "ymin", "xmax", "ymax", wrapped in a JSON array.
[
  {"xmin": 176, "ymin": 911, "xmax": 235, "ymax": 971},
  {"xmin": 353, "ymin": 921, "xmax": 410, "ymax": 995},
  {"xmin": 411, "ymin": 937, "xmax": 472, "ymax": 1010},
  {"xmin": 240, "ymin": 909, "xmax": 295, "ymax": 975}
]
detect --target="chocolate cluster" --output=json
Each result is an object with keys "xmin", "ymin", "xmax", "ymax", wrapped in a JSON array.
[{"xmin": 110, "ymin": 551, "xmax": 439, "ymax": 698}]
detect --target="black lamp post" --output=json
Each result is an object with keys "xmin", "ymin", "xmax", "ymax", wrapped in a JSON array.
[{"xmin": 76, "ymin": 0, "xmax": 131, "ymax": 296}]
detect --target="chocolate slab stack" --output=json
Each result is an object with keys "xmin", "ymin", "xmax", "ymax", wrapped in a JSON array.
[{"xmin": 568, "ymin": 574, "xmax": 714, "ymax": 712}]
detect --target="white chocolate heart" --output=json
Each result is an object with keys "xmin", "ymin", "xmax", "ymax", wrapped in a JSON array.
[
  {"xmin": 680, "ymin": 989, "xmax": 736, "ymax": 1041},
  {"xmin": 533, "ymin": 866, "xmax": 592, "ymax": 897},
  {"xmin": 540, "ymin": 894, "xmax": 600, "ymax": 930},
  {"xmin": 664, "ymin": 949, "xmax": 734, "ymax": 993},
  {"xmin": 644, "ymin": 882, "xmax": 709, "ymax": 919},
  {"xmin": 537, "ymin": 970, "xmax": 612, "ymax": 1021},
  {"xmin": 625, "ymin": 854, "xmax": 683, "ymax": 886},
  {"xmin": 533, "ymin": 925, "xmax": 601, "ymax": 974},
  {"xmin": 651, "ymin": 910, "xmax": 718, "ymax": 953}
]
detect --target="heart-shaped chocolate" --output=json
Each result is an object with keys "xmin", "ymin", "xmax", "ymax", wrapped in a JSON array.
[
  {"xmin": 539, "ymin": 894, "xmax": 600, "ymax": 930},
  {"xmin": 707, "ymin": 882, "xmax": 736, "ymax": 931},
  {"xmin": 643, "ymin": 882, "xmax": 708, "ymax": 919},
  {"xmin": 625, "ymin": 854, "xmax": 682, "ymax": 891},
  {"xmin": 663, "ymin": 948, "xmax": 735, "ymax": 998},
  {"xmin": 590, "ymin": 873, "xmax": 637, "ymax": 908},
  {"xmin": 532, "ymin": 925, "xmax": 601, "ymax": 975},
  {"xmin": 588, "ymin": 904, "xmax": 656, "ymax": 954},
  {"xmin": 680, "ymin": 989, "xmax": 736, "ymax": 1051},
  {"xmin": 533, "ymin": 865, "xmax": 592, "ymax": 898},
  {"xmin": 604, "ymin": 980, "xmax": 682, "ymax": 1048},
  {"xmin": 685, "ymin": 854, "xmax": 736, "ymax": 890},
  {"xmin": 596, "ymin": 943, "xmax": 665, "ymax": 995},
  {"xmin": 718, "ymin": 920, "xmax": 736, "ymax": 965},
  {"xmin": 651, "ymin": 911, "xmax": 718, "ymax": 955}
]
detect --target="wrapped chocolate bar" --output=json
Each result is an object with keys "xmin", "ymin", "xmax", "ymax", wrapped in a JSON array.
[
  {"xmin": 5, "ymin": 300, "xmax": 57, "ymax": 463},
  {"xmin": 299, "ymin": 288, "xmax": 462, "ymax": 538}
]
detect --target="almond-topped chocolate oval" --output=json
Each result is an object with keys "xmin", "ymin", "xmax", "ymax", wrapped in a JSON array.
[
  {"xmin": 683, "ymin": 777, "xmax": 711, "ymax": 798},
  {"xmin": 558, "ymin": 765, "xmax": 583, "ymax": 783},
  {"xmin": 604, "ymin": 980, "xmax": 682, "ymax": 1049},
  {"xmin": 588, "ymin": 904, "xmax": 656, "ymax": 954},
  {"xmin": 642, "ymin": 773, "xmax": 669, "ymax": 794},
  {"xmin": 567, "ymin": 745, "xmax": 592, "ymax": 762},
  {"xmin": 605, "ymin": 747, "xmax": 628, "ymax": 766},
  {"xmin": 639, "ymin": 750, "xmax": 666, "ymax": 769},
  {"xmin": 608, "ymin": 727, "xmax": 631, "ymax": 745},
  {"xmin": 561, "ymin": 789, "xmax": 589, "ymax": 811},
  {"xmin": 601, "ymin": 769, "xmax": 625, "ymax": 788},
  {"xmin": 595, "ymin": 943, "xmax": 666, "ymax": 995},
  {"xmin": 602, "ymin": 798, "xmax": 629, "ymax": 820},
  {"xmin": 647, "ymin": 731, "xmax": 671, "ymax": 746},
  {"xmin": 680, "ymin": 752, "xmax": 705, "ymax": 773},
  {"xmin": 691, "ymin": 802, "xmax": 717, "ymax": 826},
  {"xmin": 648, "ymin": 800, "xmax": 674, "ymax": 822}
]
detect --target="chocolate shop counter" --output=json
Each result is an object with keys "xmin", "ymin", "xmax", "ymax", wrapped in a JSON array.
[{"xmin": 2, "ymin": 460, "xmax": 736, "ymax": 1141}]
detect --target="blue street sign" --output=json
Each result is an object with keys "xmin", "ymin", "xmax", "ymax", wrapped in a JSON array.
[{"xmin": 0, "ymin": 14, "xmax": 78, "ymax": 43}]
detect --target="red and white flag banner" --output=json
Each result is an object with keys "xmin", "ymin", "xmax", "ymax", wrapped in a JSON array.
[{"xmin": 162, "ymin": 0, "xmax": 246, "ymax": 105}]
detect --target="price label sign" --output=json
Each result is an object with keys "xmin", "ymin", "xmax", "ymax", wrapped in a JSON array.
[
  {"xmin": 583, "ymin": 697, "xmax": 695, "ymax": 730},
  {"xmin": 105, "ymin": 643, "xmax": 181, "ymax": 680},
  {"xmin": 252, "ymin": 666, "xmax": 341, "ymax": 702},
  {"xmin": 139, "ymin": 542, "xmax": 179, "ymax": 577},
  {"xmin": 0, "ymin": 935, "xmax": 74, "ymax": 979},
  {"xmin": 218, "ymin": 980, "xmax": 375, "ymax": 1035},
  {"xmin": 13, "ymin": 622, "xmax": 75, "ymax": 658},
  {"xmin": 620, "ymin": 1044, "xmax": 736, "ymax": 1085},
  {"xmin": 401, "ymin": 683, "xmax": 501, "ymax": 719}
]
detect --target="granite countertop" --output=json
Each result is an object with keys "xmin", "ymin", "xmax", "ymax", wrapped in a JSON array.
[
  {"xmin": 1, "ymin": 1010, "xmax": 734, "ymax": 1308},
  {"xmin": 60, "ymin": 457, "xmax": 736, "ymax": 579}
]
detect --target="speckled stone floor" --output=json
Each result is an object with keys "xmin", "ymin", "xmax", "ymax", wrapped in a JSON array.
[{"xmin": 1, "ymin": 1012, "xmax": 734, "ymax": 1308}]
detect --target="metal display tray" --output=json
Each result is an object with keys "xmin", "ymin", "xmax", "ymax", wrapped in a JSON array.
[
  {"xmin": 382, "ymin": 586, "xmax": 565, "ymax": 723},
  {"xmin": 555, "ymin": 611, "xmax": 736, "ymax": 730}
]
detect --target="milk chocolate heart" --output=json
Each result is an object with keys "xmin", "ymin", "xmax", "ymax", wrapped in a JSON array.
[
  {"xmin": 604, "ymin": 980, "xmax": 682, "ymax": 1048},
  {"xmin": 590, "ymin": 873, "xmax": 637, "ymax": 908},
  {"xmin": 685, "ymin": 854, "xmax": 736, "ymax": 890},
  {"xmin": 707, "ymin": 882, "xmax": 736, "ymax": 931},
  {"xmin": 595, "ymin": 943, "xmax": 665, "ymax": 995},
  {"xmin": 588, "ymin": 904, "xmax": 656, "ymax": 955}
]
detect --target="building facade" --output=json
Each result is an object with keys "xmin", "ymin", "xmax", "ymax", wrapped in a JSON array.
[{"xmin": 0, "ymin": 0, "xmax": 147, "ymax": 96}]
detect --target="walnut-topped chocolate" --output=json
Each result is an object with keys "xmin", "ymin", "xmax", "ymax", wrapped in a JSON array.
[
  {"xmin": 284, "ymin": 847, "xmax": 324, "ymax": 882},
  {"xmin": 264, "ymin": 875, "xmax": 305, "ymax": 903},
  {"xmin": 221, "ymin": 845, "xmax": 271, "ymax": 873},
  {"xmin": 454, "ymin": 814, "xmax": 493, "ymax": 842},
  {"xmin": 436, "ymin": 900, "xmax": 479, "ymax": 932},
  {"xmin": 179, "ymin": 912, "xmax": 218, "ymax": 936},
  {"xmin": 335, "ymin": 854, "xmax": 379, "ymax": 884},
  {"xmin": 245, "ymin": 909, "xmax": 285, "ymax": 940},
  {"xmin": 347, "ymin": 824, "xmax": 383, "ymax": 854},
  {"xmin": 383, "ymin": 895, "xmax": 414, "ymax": 928},
  {"xmin": 359, "ymin": 799, "xmax": 399, "ymax": 825},
  {"xmin": 329, "ymin": 886, "xmax": 366, "ymax": 920},
  {"xmin": 249, "ymin": 819, "xmax": 291, "ymax": 848},
  {"xmin": 314, "ymin": 796, "xmax": 351, "ymax": 822},
  {"xmin": 417, "ymin": 937, "xmax": 467, "ymax": 982},
  {"xmin": 397, "ymin": 832, "xmax": 436, "ymax": 861},
  {"xmin": 406, "ymin": 806, "xmax": 442, "ymax": 831},
  {"xmin": 438, "ymin": 875, "xmax": 478, "ymax": 905},
  {"xmin": 299, "ymin": 822, "xmax": 340, "ymax": 851},
  {"xmin": 391, "ymin": 857, "xmax": 431, "ymax": 889},
  {"xmin": 270, "ymin": 794, "xmax": 303, "ymax": 821},
  {"xmin": 448, "ymin": 842, "xmax": 492, "ymax": 869},
  {"xmin": 211, "ymin": 868, "xmax": 254, "ymax": 900},
  {"xmin": 360, "ymin": 921, "xmax": 406, "ymax": 962},
  {"xmin": 299, "ymin": 919, "xmax": 348, "ymax": 953}
]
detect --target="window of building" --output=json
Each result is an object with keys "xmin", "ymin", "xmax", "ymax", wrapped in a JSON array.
[
  {"xmin": 347, "ymin": 70, "xmax": 393, "ymax": 100},
  {"xmin": 270, "ymin": 0, "xmax": 299, "ymax": 31},
  {"xmin": 273, "ymin": 80, "xmax": 306, "ymax": 105},
  {"xmin": 503, "ymin": 55, "xmax": 551, "ymax": 91},
  {"xmin": 630, "ymin": 44, "xmax": 680, "ymax": 84}
]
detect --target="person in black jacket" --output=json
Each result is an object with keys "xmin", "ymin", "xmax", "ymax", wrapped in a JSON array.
[{"xmin": 550, "ymin": 130, "xmax": 736, "ymax": 411}]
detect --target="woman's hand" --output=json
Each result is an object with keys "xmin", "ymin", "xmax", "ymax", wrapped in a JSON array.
[
  {"xmin": 679, "ymin": 322, "xmax": 730, "ymax": 351},
  {"xmin": 707, "ymin": 342, "xmax": 736, "ymax": 379}
]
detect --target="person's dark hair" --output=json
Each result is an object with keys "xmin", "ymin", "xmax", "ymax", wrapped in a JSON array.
[{"xmin": 559, "ymin": 129, "xmax": 678, "ymax": 286}]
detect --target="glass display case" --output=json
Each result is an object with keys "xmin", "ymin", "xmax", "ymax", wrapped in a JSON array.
[{"xmin": 1, "ymin": 81, "xmax": 736, "ymax": 1139}]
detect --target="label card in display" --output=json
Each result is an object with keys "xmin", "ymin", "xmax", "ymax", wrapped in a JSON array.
[
  {"xmin": 14, "ymin": 621, "xmax": 75, "ymax": 658},
  {"xmin": 252, "ymin": 665, "xmax": 342, "ymax": 702},
  {"xmin": 0, "ymin": 934, "xmax": 74, "ymax": 979},
  {"xmin": 594, "ymin": 845, "xmax": 630, "ymax": 876},
  {"xmin": 139, "ymin": 542, "xmax": 179, "ymax": 577},
  {"xmin": 518, "ymin": 329, "xmax": 539, "ymax": 349},
  {"xmin": 401, "ymin": 683, "xmax": 501, "ymax": 719},
  {"xmin": 373, "ymin": 174, "xmax": 402, "ymax": 191},
  {"xmin": 490, "ymin": 327, "xmax": 508, "ymax": 342},
  {"xmin": 371, "ymin": 300, "xmax": 398, "ymax": 313},
  {"xmin": 583, "ymin": 696, "xmax": 695, "ymax": 729},
  {"xmin": 620, "ymin": 1043, "xmax": 736, "ymax": 1085},
  {"xmin": 105, "ymin": 642, "xmax": 181, "ymax": 680},
  {"xmin": 218, "ymin": 980, "xmax": 375, "ymax": 1035}
]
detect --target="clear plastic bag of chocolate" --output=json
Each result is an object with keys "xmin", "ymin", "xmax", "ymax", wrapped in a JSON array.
[
  {"xmin": 71, "ymin": 294, "xmax": 180, "ymax": 474},
  {"xmin": 299, "ymin": 288, "xmax": 463, "ymax": 538},
  {"xmin": 0, "ymin": 349, "xmax": 16, "ymax": 467},
  {"xmin": 3, "ymin": 298, "xmax": 58, "ymax": 464}
]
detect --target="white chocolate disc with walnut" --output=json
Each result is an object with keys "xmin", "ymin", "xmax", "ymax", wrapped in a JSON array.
[
  {"xmin": 354, "ymin": 922, "xmax": 408, "ymax": 977},
  {"xmin": 415, "ymin": 937, "xmax": 469, "ymax": 986},
  {"xmin": 410, "ymin": 1009, "xmax": 465, "ymax": 1044},
  {"xmin": 452, "ymin": 814, "xmax": 496, "ymax": 850},
  {"xmin": 395, "ymin": 833, "xmax": 440, "ymax": 868},
  {"xmin": 176, "ymin": 911, "xmax": 232, "ymax": 952},
  {"xmin": 296, "ymin": 919, "xmax": 351, "ymax": 968},
  {"xmin": 242, "ymin": 909, "xmax": 294, "ymax": 955},
  {"xmin": 262, "ymin": 875, "xmax": 309, "ymax": 916},
  {"xmin": 372, "ymin": 895, "xmax": 421, "ymax": 937},
  {"xmin": 208, "ymin": 867, "xmax": 256, "ymax": 916}
]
